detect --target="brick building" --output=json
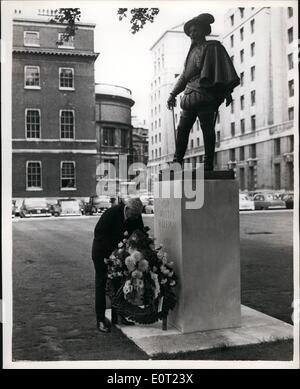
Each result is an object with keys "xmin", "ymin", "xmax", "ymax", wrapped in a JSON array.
[{"xmin": 12, "ymin": 18, "xmax": 99, "ymax": 199}]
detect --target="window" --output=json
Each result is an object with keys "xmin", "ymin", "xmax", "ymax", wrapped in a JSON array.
[
  {"xmin": 231, "ymin": 122, "xmax": 235, "ymax": 137},
  {"xmin": 24, "ymin": 31, "xmax": 40, "ymax": 46},
  {"xmin": 230, "ymin": 55, "xmax": 234, "ymax": 64},
  {"xmin": 239, "ymin": 168, "xmax": 245, "ymax": 190},
  {"xmin": 251, "ymin": 66, "xmax": 255, "ymax": 81},
  {"xmin": 288, "ymin": 80, "xmax": 294, "ymax": 97},
  {"xmin": 288, "ymin": 27, "xmax": 293, "ymax": 43},
  {"xmin": 251, "ymin": 115, "xmax": 256, "ymax": 131},
  {"xmin": 288, "ymin": 7, "xmax": 293, "ymax": 17},
  {"xmin": 240, "ymin": 146, "xmax": 245, "ymax": 161},
  {"xmin": 239, "ymin": 8, "xmax": 244, "ymax": 18},
  {"xmin": 155, "ymin": 149, "xmax": 157, "ymax": 158},
  {"xmin": 155, "ymin": 134, "xmax": 157, "ymax": 143},
  {"xmin": 216, "ymin": 131, "xmax": 220, "ymax": 143},
  {"xmin": 288, "ymin": 53, "xmax": 294, "ymax": 70},
  {"xmin": 60, "ymin": 110, "xmax": 75, "ymax": 139},
  {"xmin": 230, "ymin": 101, "xmax": 234, "ymax": 114},
  {"xmin": 230, "ymin": 14, "xmax": 234, "ymax": 26},
  {"xmin": 274, "ymin": 138, "xmax": 281, "ymax": 155},
  {"xmin": 251, "ymin": 42, "xmax": 255, "ymax": 56},
  {"xmin": 240, "ymin": 119, "xmax": 245, "ymax": 134},
  {"xmin": 240, "ymin": 95, "xmax": 245, "ymax": 110},
  {"xmin": 27, "ymin": 161, "xmax": 42, "ymax": 189},
  {"xmin": 151, "ymin": 136, "xmax": 153, "ymax": 145},
  {"xmin": 59, "ymin": 68, "xmax": 74, "ymax": 89},
  {"xmin": 240, "ymin": 27, "xmax": 244, "ymax": 41},
  {"xmin": 24, "ymin": 66, "xmax": 40, "ymax": 88},
  {"xmin": 288, "ymin": 107, "xmax": 294, "ymax": 120},
  {"xmin": 151, "ymin": 150, "xmax": 154, "ymax": 159},
  {"xmin": 289, "ymin": 135, "xmax": 294, "ymax": 152},
  {"xmin": 250, "ymin": 143, "xmax": 256, "ymax": 158},
  {"xmin": 240, "ymin": 49, "xmax": 244, "ymax": 63},
  {"xmin": 216, "ymin": 113, "xmax": 220, "ymax": 124},
  {"xmin": 230, "ymin": 34, "xmax": 234, "ymax": 47},
  {"xmin": 230, "ymin": 148, "xmax": 235, "ymax": 161},
  {"xmin": 103, "ymin": 128, "xmax": 115, "ymax": 146},
  {"xmin": 240, "ymin": 72, "xmax": 244, "ymax": 86},
  {"xmin": 159, "ymin": 118, "xmax": 161, "ymax": 127},
  {"xmin": 251, "ymin": 90, "xmax": 256, "ymax": 106},
  {"xmin": 159, "ymin": 147, "xmax": 161, "ymax": 157},
  {"xmin": 25, "ymin": 109, "xmax": 41, "ymax": 138},
  {"xmin": 121, "ymin": 129, "xmax": 127, "ymax": 147},
  {"xmin": 197, "ymin": 138, "xmax": 200, "ymax": 147},
  {"xmin": 250, "ymin": 19, "xmax": 255, "ymax": 33},
  {"xmin": 58, "ymin": 33, "xmax": 74, "ymax": 48},
  {"xmin": 274, "ymin": 164, "xmax": 281, "ymax": 190},
  {"xmin": 191, "ymin": 139, "xmax": 194, "ymax": 148},
  {"xmin": 61, "ymin": 162, "xmax": 76, "ymax": 189}
]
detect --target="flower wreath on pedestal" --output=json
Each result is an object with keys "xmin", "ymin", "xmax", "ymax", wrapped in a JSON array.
[{"xmin": 105, "ymin": 227, "xmax": 177, "ymax": 324}]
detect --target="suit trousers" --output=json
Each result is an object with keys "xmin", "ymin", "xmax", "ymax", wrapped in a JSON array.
[
  {"xmin": 173, "ymin": 109, "xmax": 217, "ymax": 165},
  {"xmin": 92, "ymin": 256, "xmax": 107, "ymax": 322}
]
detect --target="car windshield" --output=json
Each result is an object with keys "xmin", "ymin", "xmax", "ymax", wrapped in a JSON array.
[
  {"xmin": 24, "ymin": 198, "xmax": 48, "ymax": 207},
  {"xmin": 240, "ymin": 195, "xmax": 249, "ymax": 200}
]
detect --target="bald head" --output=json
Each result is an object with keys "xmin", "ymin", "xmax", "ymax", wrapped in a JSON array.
[{"xmin": 125, "ymin": 197, "xmax": 143, "ymax": 220}]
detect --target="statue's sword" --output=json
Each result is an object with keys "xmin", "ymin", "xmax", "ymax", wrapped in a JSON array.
[{"xmin": 171, "ymin": 106, "xmax": 177, "ymax": 145}]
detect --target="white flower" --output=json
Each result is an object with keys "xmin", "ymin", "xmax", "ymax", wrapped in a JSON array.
[
  {"xmin": 118, "ymin": 242, "xmax": 124, "ymax": 248},
  {"xmin": 161, "ymin": 278, "xmax": 167, "ymax": 285},
  {"xmin": 170, "ymin": 280, "xmax": 176, "ymax": 287},
  {"xmin": 150, "ymin": 272, "xmax": 160, "ymax": 299},
  {"xmin": 124, "ymin": 231, "xmax": 129, "ymax": 236}
]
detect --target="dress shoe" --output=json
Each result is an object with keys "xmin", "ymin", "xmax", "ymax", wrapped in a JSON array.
[{"xmin": 97, "ymin": 321, "xmax": 111, "ymax": 333}]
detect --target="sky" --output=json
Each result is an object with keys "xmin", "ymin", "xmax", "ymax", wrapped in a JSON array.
[{"xmin": 7, "ymin": 1, "xmax": 228, "ymax": 122}]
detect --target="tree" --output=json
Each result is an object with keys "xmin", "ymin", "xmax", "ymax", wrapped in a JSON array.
[
  {"xmin": 117, "ymin": 8, "xmax": 160, "ymax": 34},
  {"xmin": 50, "ymin": 7, "xmax": 159, "ymax": 42},
  {"xmin": 50, "ymin": 8, "xmax": 81, "ymax": 43}
]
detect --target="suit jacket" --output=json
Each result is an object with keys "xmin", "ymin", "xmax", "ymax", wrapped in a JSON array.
[{"xmin": 92, "ymin": 203, "xmax": 144, "ymax": 262}]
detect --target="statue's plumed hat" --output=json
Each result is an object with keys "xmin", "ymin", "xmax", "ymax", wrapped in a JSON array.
[{"xmin": 183, "ymin": 13, "xmax": 215, "ymax": 36}]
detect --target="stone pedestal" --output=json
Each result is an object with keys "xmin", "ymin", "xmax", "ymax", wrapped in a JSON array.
[{"xmin": 154, "ymin": 170, "xmax": 241, "ymax": 334}]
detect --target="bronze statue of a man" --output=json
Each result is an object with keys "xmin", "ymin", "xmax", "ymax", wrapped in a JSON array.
[{"xmin": 167, "ymin": 13, "xmax": 240, "ymax": 170}]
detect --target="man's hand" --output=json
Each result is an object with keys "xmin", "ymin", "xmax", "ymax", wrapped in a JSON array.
[{"xmin": 167, "ymin": 94, "xmax": 177, "ymax": 110}]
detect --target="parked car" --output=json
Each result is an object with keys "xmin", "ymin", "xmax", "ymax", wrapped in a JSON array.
[
  {"xmin": 140, "ymin": 194, "xmax": 153, "ymax": 213},
  {"xmin": 19, "ymin": 198, "xmax": 52, "ymax": 218},
  {"xmin": 84, "ymin": 195, "xmax": 111, "ymax": 215},
  {"xmin": 52, "ymin": 199, "xmax": 84, "ymax": 217},
  {"xmin": 281, "ymin": 193, "xmax": 294, "ymax": 209},
  {"xmin": 14, "ymin": 199, "xmax": 23, "ymax": 216},
  {"xmin": 48, "ymin": 200, "xmax": 61, "ymax": 217},
  {"xmin": 144, "ymin": 198, "xmax": 154, "ymax": 214},
  {"xmin": 12, "ymin": 201, "xmax": 16, "ymax": 218},
  {"xmin": 253, "ymin": 193, "xmax": 286, "ymax": 210},
  {"xmin": 239, "ymin": 194, "xmax": 255, "ymax": 211}
]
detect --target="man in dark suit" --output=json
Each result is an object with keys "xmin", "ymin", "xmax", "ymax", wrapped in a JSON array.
[{"xmin": 92, "ymin": 197, "xmax": 144, "ymax": 333}]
